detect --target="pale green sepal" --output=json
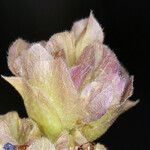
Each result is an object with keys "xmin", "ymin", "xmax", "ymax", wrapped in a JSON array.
[
  {"xmin": 2, "ymin": 76, "xmax": 62, "ymax": 142},
  {"xmin": 81, "ymin": 100, "xmax": 139, "ymax": 141}
]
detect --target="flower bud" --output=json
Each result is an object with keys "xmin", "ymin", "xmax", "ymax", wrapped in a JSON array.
[{"xmin": 3, "ymin": 12, "xmax": 138, "ymax": 148}]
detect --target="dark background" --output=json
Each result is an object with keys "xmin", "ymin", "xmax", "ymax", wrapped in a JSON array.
[{"xmin": 0, "ymin": 0, "xmax": 149, "ymax": 149}]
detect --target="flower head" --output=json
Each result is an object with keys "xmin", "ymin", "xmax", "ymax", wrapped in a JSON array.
[{"xmin": 3, "ymin": 13, "xmax": 138, "ymax": 148}]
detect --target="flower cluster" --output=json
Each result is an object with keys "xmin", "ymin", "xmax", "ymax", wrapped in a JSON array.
[{"xmin": 1, "ymin": 13, "xmax": 138, "ymax": 150}]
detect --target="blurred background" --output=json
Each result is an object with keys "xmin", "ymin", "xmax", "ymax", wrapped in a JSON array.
[{"xmin": 0, "ymin": 0, "xmax": 149, "ymax": 149}]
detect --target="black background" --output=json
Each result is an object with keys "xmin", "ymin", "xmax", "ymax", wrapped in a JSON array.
[{"xmin": 0, "ymin": 0, "xmax": 149, "ymax": 149}]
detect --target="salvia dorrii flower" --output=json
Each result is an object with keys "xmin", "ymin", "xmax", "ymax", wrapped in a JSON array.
[
  {"xmin": 0, "ymin": 112, "xmax": 106, "ymax": 150},
  {"xmin": 1, "ymin": 12, "xmax": 138, "ymax": 149}
]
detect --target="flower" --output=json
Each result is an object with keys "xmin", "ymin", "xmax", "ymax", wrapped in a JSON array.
[
  {"xmin": 3, "ymin": 12, "xmax": 138, "ymax": 148},
  {"xmin": 0, "ymin": 112, "xmax": 41, "ymax": 149},
  {"xmin": 0, "ymin": 113, "xmax": 106, "ymax": 150}
]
